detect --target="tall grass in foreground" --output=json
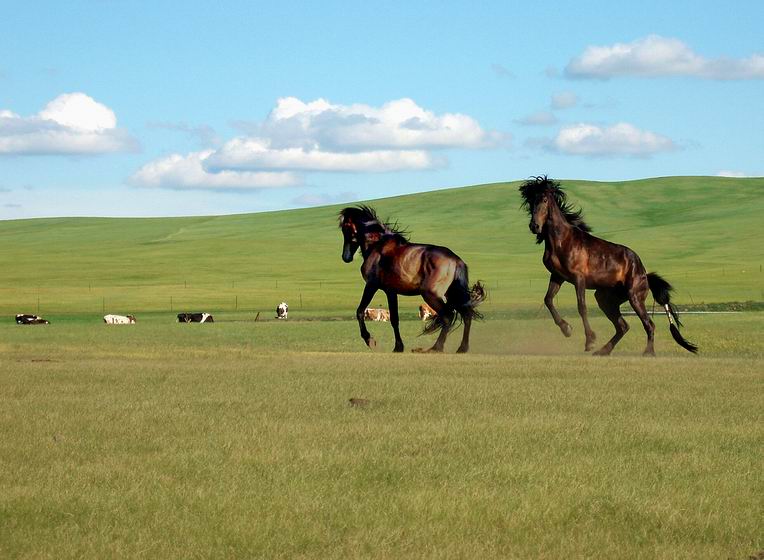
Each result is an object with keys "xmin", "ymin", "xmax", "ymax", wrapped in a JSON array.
[{"xmin": 0, "ymin": 316, "xmax": 761, "ymax": 559}]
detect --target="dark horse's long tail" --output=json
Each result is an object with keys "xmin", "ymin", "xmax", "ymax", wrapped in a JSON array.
[
  {"xmin": 647, "ymin": 272, "xmax": 698, "ymax": 353},
  {"xmin": 423, "ymin": 262, "xmax": 486, "ymax": 335}
]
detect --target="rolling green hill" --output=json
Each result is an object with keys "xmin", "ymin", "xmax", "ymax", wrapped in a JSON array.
[{"xmin": 1, "ymin": 176, "xmax": 762, "ymax": 317}]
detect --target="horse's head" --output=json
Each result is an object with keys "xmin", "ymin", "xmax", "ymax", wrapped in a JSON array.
[
  {"xmin": 339, "ymin": 208, "xmax": 363, "ymax": 262},
  {"xmin": 520, "ymin": 176, "xmax": 592, "ymax": 244},
  {"xmin": 529, "ymin": 189, "xmax": 552, "ymax": 235},
  {"xmin": 339, "ymin": 205, "xmax": 397, "ymax": 262}
]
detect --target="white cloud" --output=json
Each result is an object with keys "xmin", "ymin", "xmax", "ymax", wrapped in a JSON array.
[
  {"xmin": 515, "ymin": 111, "xmax": 558, "ymax": 126},
  {"xmin": 716, "ymin": 170, "xmax": 751, "ymax": 178},
  {"xmin": 550, "ymin": 92, "xmax": 578, "ymax": 110},
  {"xmin": 205, "ymin": 137, "xmax": 438, "ymax": 173},
  {"xmin": 0, "ymin": 92, "xmax": 137, "ymax": 155},
  {"xmin": 566, "ymin": 35, "xmax": 764, "ymax": 80},
  {"xmin": 553, "ymin": 122, "xmax": 676, "ymax": 156},
  {"xmin": 133, "ymin": 97, "xmax": 494, "ymax": 189},
  {"xmin": 130, "ymin": 150, "xmax": 301, "ymax": 191},
  {"xmin": 255, "ymin": 96, "xmax": 503, "ymax": 151}
]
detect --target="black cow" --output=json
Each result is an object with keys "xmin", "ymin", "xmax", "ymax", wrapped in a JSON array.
[
  {"xmin": 16, "ymin": 314, "xmax": 50, "ymax": 325},
  {"xmin": 177, "ymin": 312, "xmax": 214, "ymax": 323}
]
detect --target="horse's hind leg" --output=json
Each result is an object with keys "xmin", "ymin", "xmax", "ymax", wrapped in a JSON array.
[
  {"xmin": 385, "ymin": 290, "xmax": 404, "ymax": 353},
  {"xmin": 544, "ymin": 275, "xmax": 572, "ymax": 337},
  {"xmin": 593, "ymin": 289, "xmax": 629, "ymax": 356},
  {"xmin": 456, "ymin": 313, "xmax": 471, "ymax": 354},
  {"xmin": 419, "ymin": 293, "xmax": 451, "ymax": 353},
  {"xmin": 628, "ymin": 280, "xmax": 656, "ymax": 356}
]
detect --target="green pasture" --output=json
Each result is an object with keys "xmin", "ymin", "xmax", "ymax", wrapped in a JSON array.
[
  {"xmin": 1, "ymin": 315, "xmax": 762, "ymax": 559},
  {"xmin": 1, "ymin": 176, "xmax": 762, "ymax": 558},
  {"xmin": 0, "ymin": 176, "xmax": 762, "ymax": 318}
]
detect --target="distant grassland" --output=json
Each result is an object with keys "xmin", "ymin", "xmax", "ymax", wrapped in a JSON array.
[{"xmin": 0, "ymin": 176, "xmax": 762, "ymax": 318}]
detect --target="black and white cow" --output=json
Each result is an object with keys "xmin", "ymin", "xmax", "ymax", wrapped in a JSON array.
[
  {"xmin": 177, "ymin": 312, "xmax": 214, "ymax": 323},
  {"xmin": 15, "ymin": 314, "xmax": 49, "ymax": 325},
  {"xmin": 275, "ymin": 302, "xmax": 288, "ymax": 319}
]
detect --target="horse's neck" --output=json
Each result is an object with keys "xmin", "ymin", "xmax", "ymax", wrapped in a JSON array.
[
  {"xmin": 358, "ymin": 226, "xmax": 386, "ymax": 258},
  {"xmin": 360, "ymin": 231, "xmax": 401, "ymax": 259},
  {"xmin": 545, "ymin": 202, "xmax": 573, "ymax": 248}
]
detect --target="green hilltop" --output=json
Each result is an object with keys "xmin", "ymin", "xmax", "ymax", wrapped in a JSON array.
[{"xmin": 0, "ymin": 176, "xmax": 761, "ymax": 317}]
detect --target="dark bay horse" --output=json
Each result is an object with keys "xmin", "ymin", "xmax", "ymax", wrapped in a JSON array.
[
  {"xmin": 520, "ymin": 176, "xmax": 697, "ymax": 356},
  {"xmin": 339, "ymin": 206, "xmax": 486, "ymax": 353}
]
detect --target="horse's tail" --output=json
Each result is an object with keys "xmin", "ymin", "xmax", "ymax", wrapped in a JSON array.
[
  {"xmin": 422, "ymin": 262, "xmax": 486, "ymax": 335},
  {"xmin": 647, "ymin": 272, "xmax": 698, "ymax": 353}
]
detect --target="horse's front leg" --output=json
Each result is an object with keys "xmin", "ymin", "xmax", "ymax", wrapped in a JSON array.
[
  {"xmin": 356, "ymin": 283, "xmax": 378, "ymax": 349},
  {"xmin": 574, "ymin": 277, "xmax": 596, "ymax": 351},
  {"xmin": 385, "ymin": 291, "xmax": 404, "ymax": 352},
  {"xmin": 544, "ymin": 274, "xmax": 572, "ymax": 337}
]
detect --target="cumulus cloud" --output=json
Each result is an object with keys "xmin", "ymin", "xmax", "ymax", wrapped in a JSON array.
[
  {"xmin": 566, "ymin": 35, "xmax": 764, "ymax": 80},
  {"xmin": 206, "ymin": 137, "xmax": 439, "ymax": 173},
  {"xmin": 0, "ymin": 93, "xmax": 137, "ymax": 155},
  {"xmin": 129, "ymin": 150, "xmax": 301, "ymax": 191},
  {"xmin": 515, "ymin": 111, "xmax": 558, "ymax": 127},
  {"xmin": 253, "ymin": 97, "xmax": 503, "ymax": 152},
  {"xmin": 132, "ymin": 97, "xmax": 497, "ymax": 190},
  {"xmin": 553, "ymin": 122, "xmax": 676, "ymax": 156}
]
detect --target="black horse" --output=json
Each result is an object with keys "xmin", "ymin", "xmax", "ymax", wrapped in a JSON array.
[
  {"xmin": 339, "ymin": 206, "xmax": 485, "ymax": 353},
  {"xmin": 520, "ymin": 176, "xmax": 697, "ymax": 355}
]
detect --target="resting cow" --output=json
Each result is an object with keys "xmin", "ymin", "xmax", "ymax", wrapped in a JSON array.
[
  {"xmin": 275, "ymin": 302, "xmax": 288, "ymax": 319},
  {"xmin": 364, "ymin": 308, "xmax": 390, "ymax": 322},
  {"xmin": 15, "ymin": 314, "xmax": 49, "ymax": 325},
  {"xmin": 103, "ymin": 314, "xmax": 136, "ymax": 324},
  {"xmin": 177, "ymin": 312, "xmax": 214, "ymax": 323},
  {"xmin": 418, "ymin": 303, "xmax": 437, "ymax": 321}
]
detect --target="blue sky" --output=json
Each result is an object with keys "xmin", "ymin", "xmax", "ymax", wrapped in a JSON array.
[{"xmin": 1, "ymin": 0, "xmax": 762, "ymax": 219}]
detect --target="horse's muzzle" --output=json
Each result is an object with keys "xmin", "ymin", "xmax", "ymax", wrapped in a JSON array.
[
  {"xmin": 342, "ymin": 250, "xmax": 354, "ymax": 263},
  {"xmin": 529, "ymin": 221, "xmax": 540, "ymax": 234}
]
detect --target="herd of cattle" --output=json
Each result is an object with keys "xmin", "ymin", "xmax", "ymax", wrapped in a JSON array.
[{"xmin": 14, "ymin": 301, "xmax": 431, "ymax": 325}]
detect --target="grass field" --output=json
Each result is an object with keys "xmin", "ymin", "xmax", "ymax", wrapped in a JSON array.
[
  {"xmin": 1, "ymin": 316, "xmax": 762, "ymax": 559},
  {"xmin": 1, "ymin": 177, "xmax": 762, "ymax": 558}
]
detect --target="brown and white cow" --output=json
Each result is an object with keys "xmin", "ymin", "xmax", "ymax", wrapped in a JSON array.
[
  {"xmin": 418, "ymin": 303, "xmax": 437, "ymax": 322},
  {"xmin": 103, "ymin": 314, "xmax": 136, "ymax": 324},
  {"xmin": 364, "ymin": 308, "xmax": 390, "ymax": 322}
]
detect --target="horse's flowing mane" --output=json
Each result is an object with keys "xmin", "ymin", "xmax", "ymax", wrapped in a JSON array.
[
  {"xmin": 338, "ymin": 205, "xmax": 409, "ymax": 241},
  {"xmin": 519, "ymin": 176, "xmax": 592, "ymax": 243}
]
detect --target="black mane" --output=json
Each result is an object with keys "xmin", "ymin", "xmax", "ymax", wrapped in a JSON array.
[
  {"xmin": 519, "ymin": 176, "xmax": 592, "ymax": 243},
  {"xmin": 338, "ymin": 205, "xmax": 409, "ymax": 241}
]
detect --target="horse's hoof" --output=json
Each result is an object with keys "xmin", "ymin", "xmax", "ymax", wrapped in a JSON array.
[
  {"xmin": 456, "ymin": 346, "xmax": 469, "ymax": 354},
  {"xmin": 592, "ymin": 347, "xmax": 611, "ymax": 356},
  {"xmin": 561, "ymin": 324, "xmax": 572, "ymax": 337},
  {"xmin": 393, "ymin": 346, "xmax": 404, "ymax": 353},
  {"xmin": 642, "ymin": 350, "xmax": 656, "ymax": 357},
  {"xmin": 366, "ymin": 337, "xmax": 377, "ymax": 349}
]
